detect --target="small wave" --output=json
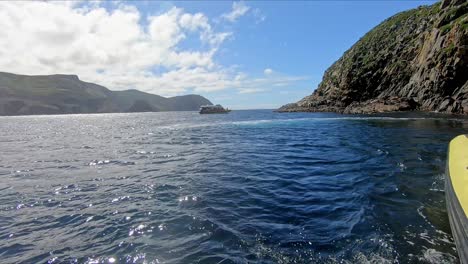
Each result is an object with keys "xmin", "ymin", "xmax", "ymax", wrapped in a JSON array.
[
  {"xmin": 377, "ymin": 149, "xmax": 389, "ymax": 155},
  {"xmin": 419, "ymin": 232, "xmax": 437, "ymax": 245},
  {"xmin": 417, "ymin": 206, "xmax": 428, "ymax": 221},
  {"xmin": 149, "ymin": 115, "xmax": 465, "ymax": 131},
  {"xmin": 397, "ymin": 162, "xmax": 407, "ymax": 171},
  {"xmin": 229, "ymin": 116, "xmax": 441, "ymax": 127},
  {"xmin": 87, "ymin": 160, "xmax": 135, "ymax": 166},
  {"xmin": 420, "ymin": 248, "xmax": 457, "ymax": 264}
]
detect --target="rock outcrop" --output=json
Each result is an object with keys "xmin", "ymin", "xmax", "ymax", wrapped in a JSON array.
[
  {"xmin": 0, "ymin": 72, "xmax": 212, "ymax": 115},
  {"xmin": 278, "ymin": 0, "xmax": 468, "ymax": 114}
]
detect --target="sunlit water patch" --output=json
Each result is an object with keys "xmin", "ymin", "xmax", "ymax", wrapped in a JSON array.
[{"xmin": 0, "ymin": 110, "xmax": 466, "ymax": 263}]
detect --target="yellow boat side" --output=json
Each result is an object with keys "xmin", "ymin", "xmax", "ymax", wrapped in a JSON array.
[
  {"xmin": 447, "ymin": 135, "xmax": 468, "ymax": 263},
  {"xmin": 449, "ymin": 135, "xmax": 468, "ymax": 217}
]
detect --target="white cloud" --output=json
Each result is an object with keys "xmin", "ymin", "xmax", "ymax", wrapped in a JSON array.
[
  {"xmin": 264, "ymin": 68, "xmax": 273, "ymax": 75},
  {"xmin": 179, "ymin": 12, "xmax": 210, "ymax": 32},
  {"xmin": 233, "ymin": 74, "xmax": 309, "ymax": 94},
  {"xmin": 238, "ymin": 88, "xmax": 267, "ymax": 94},
  {"xmin": 0, "ymin": 1, "xmax": 306, "ymax": 97},
  {"xmin": 222, "ymin": 2, "xmax": 250, "ymax": 22},
  {"xmin": 179, "ymin": 11, "xmax": 232, "ymax": 47}
]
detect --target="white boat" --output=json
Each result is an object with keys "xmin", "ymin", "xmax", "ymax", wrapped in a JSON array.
[{"xmin": 199, "ymin": 104, "xmax": 231, "ymax": 114}]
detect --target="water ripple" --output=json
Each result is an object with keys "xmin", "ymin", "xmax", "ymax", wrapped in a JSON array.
[{"xmin": 0, "ymin": 110, "xmax": 465, "ymax": 263}]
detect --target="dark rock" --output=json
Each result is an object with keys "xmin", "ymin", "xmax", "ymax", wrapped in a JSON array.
[
  {"xmin": 438, "ymin": 97, "xmax": 453, "ymax": 111},
  {"xmin": 462, "ymin": 99, "xmax": 468, "ymax": 113}
]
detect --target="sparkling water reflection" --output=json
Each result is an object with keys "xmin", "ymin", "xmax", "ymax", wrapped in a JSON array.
[{"xmin": 0, "ymin": 110, "xmax": 466, "ymax": 263}]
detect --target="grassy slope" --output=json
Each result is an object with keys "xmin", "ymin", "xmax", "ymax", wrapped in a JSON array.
[{"xmin": 0, "ymin": 72, "xmax": 213, "ymax": 115}]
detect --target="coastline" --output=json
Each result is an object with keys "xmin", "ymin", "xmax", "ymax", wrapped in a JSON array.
[{"xmin": 276, "ymin": 96, "xmax": 466, "ymax": 115}]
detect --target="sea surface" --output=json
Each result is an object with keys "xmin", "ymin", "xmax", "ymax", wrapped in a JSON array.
[{"xmin": 1, "ymin": 110, "xmax": 467, "ymax": 264}]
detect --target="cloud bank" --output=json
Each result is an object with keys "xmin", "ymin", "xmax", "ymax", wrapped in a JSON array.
[{"xmin": 0, "ymin": 1, "xmax": 305, "ymax": 96}]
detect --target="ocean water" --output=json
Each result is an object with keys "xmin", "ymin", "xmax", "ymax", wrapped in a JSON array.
[{"xmin": 0, "ymin": 110, "xmax": 467, "ymax": 263}]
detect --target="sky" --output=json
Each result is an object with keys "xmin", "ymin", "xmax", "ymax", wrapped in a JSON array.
[{"xmin": 0, "ymin": 0, "xmax": 438, "ymax": 109}]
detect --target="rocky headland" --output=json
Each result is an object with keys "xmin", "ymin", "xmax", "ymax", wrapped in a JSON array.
[{"xmin": 278, "ymin": 0, "xmax": 468, "ymax": 114}]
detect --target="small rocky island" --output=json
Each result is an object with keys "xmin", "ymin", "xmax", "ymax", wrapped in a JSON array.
[{"xmin": 278, "ymin": 0, "xmax": 468, "ymax": 114}]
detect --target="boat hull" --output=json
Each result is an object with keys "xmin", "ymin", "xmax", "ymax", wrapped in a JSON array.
[
  {"xmin": 446, "ymin": 135, "xmax": 468, "ymax": 264},
  {"xmin": 199, "ymin": 110, "xmax": 231, "ymax": 114}
]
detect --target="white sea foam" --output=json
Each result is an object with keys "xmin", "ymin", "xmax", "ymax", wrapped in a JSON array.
[
  {"xmin": 420, "ymin": 248, "xmax": 456, "ymax": 263},
  {"xmin": 417, "ymin": 206, "xmax": 428, "ymax": 221},
  {"xmin": 153, "ymin": 115, "xmax": 467, "ymax": 131}
]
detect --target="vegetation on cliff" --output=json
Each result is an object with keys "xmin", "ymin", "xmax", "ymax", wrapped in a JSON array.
[
  {"xmin": 279, "ymin": 0, "xmax": 468, "ymax": 114},
  {"xmin": 0, "ymin": 72, "xmax": 212, "ymax": 115}
]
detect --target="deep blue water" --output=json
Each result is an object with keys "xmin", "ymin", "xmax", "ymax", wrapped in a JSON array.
[{"xmin": 0, "ymin": 110, "xmax": 467, "ymax": 263}]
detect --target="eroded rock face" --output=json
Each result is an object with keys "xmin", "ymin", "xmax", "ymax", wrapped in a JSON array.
[{"xmin": 279, "ymin": 0, "xmax": 468, "ymax": 114}]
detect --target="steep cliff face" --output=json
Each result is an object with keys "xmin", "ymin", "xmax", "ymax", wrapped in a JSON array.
[{"xmin": 279, "ymin": 0, "xmax": 468, "ymax": 114}]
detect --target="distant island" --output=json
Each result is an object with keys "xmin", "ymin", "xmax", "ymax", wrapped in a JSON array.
[
  {"xmin": 0, "ymin": 72, "xmax": 212, "ymax": 116},
  {"xmin": 278, "ymin": 0, "xmax": 468, "ymax": 114}
]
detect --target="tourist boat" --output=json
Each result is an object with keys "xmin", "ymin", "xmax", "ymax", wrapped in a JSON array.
[
  {"xmin": 446, "ymin": 135, "xmax": 468, "ymax": 263},
  {"xmin": 199, "ymin": 104, "xmax": 231, "ymax": 114}
]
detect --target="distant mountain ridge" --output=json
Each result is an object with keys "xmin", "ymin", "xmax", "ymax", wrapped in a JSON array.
[
  {"xmin": 279, "ymin": 0, "xmax": 468, "ymax": 114},
  {"xmin": 0, "ymin": 72, "xmax": 212, "ymax": 115}
]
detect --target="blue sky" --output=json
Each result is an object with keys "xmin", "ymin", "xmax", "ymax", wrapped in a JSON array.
[
  {"xmin": 1, "ymin": 0, "xmax": 438, "ymax": 109},
  {"xmin": 131, "ymin": 0, "xmax": 437, "ymax": 109}
]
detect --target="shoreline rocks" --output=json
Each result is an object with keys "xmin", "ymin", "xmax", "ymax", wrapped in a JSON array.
[{"xmin": 277, "ymin": 96, "xmax": 418, "ymax": 114}]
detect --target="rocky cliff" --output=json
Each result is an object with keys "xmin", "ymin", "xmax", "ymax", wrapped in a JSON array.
[
  {"xmin": 278, "ymin": 0, "xmax": 468, "ymax": 114},
  {"xmin": 0, "ymin": 72, "xmax": 212, "ymax": 115}
]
